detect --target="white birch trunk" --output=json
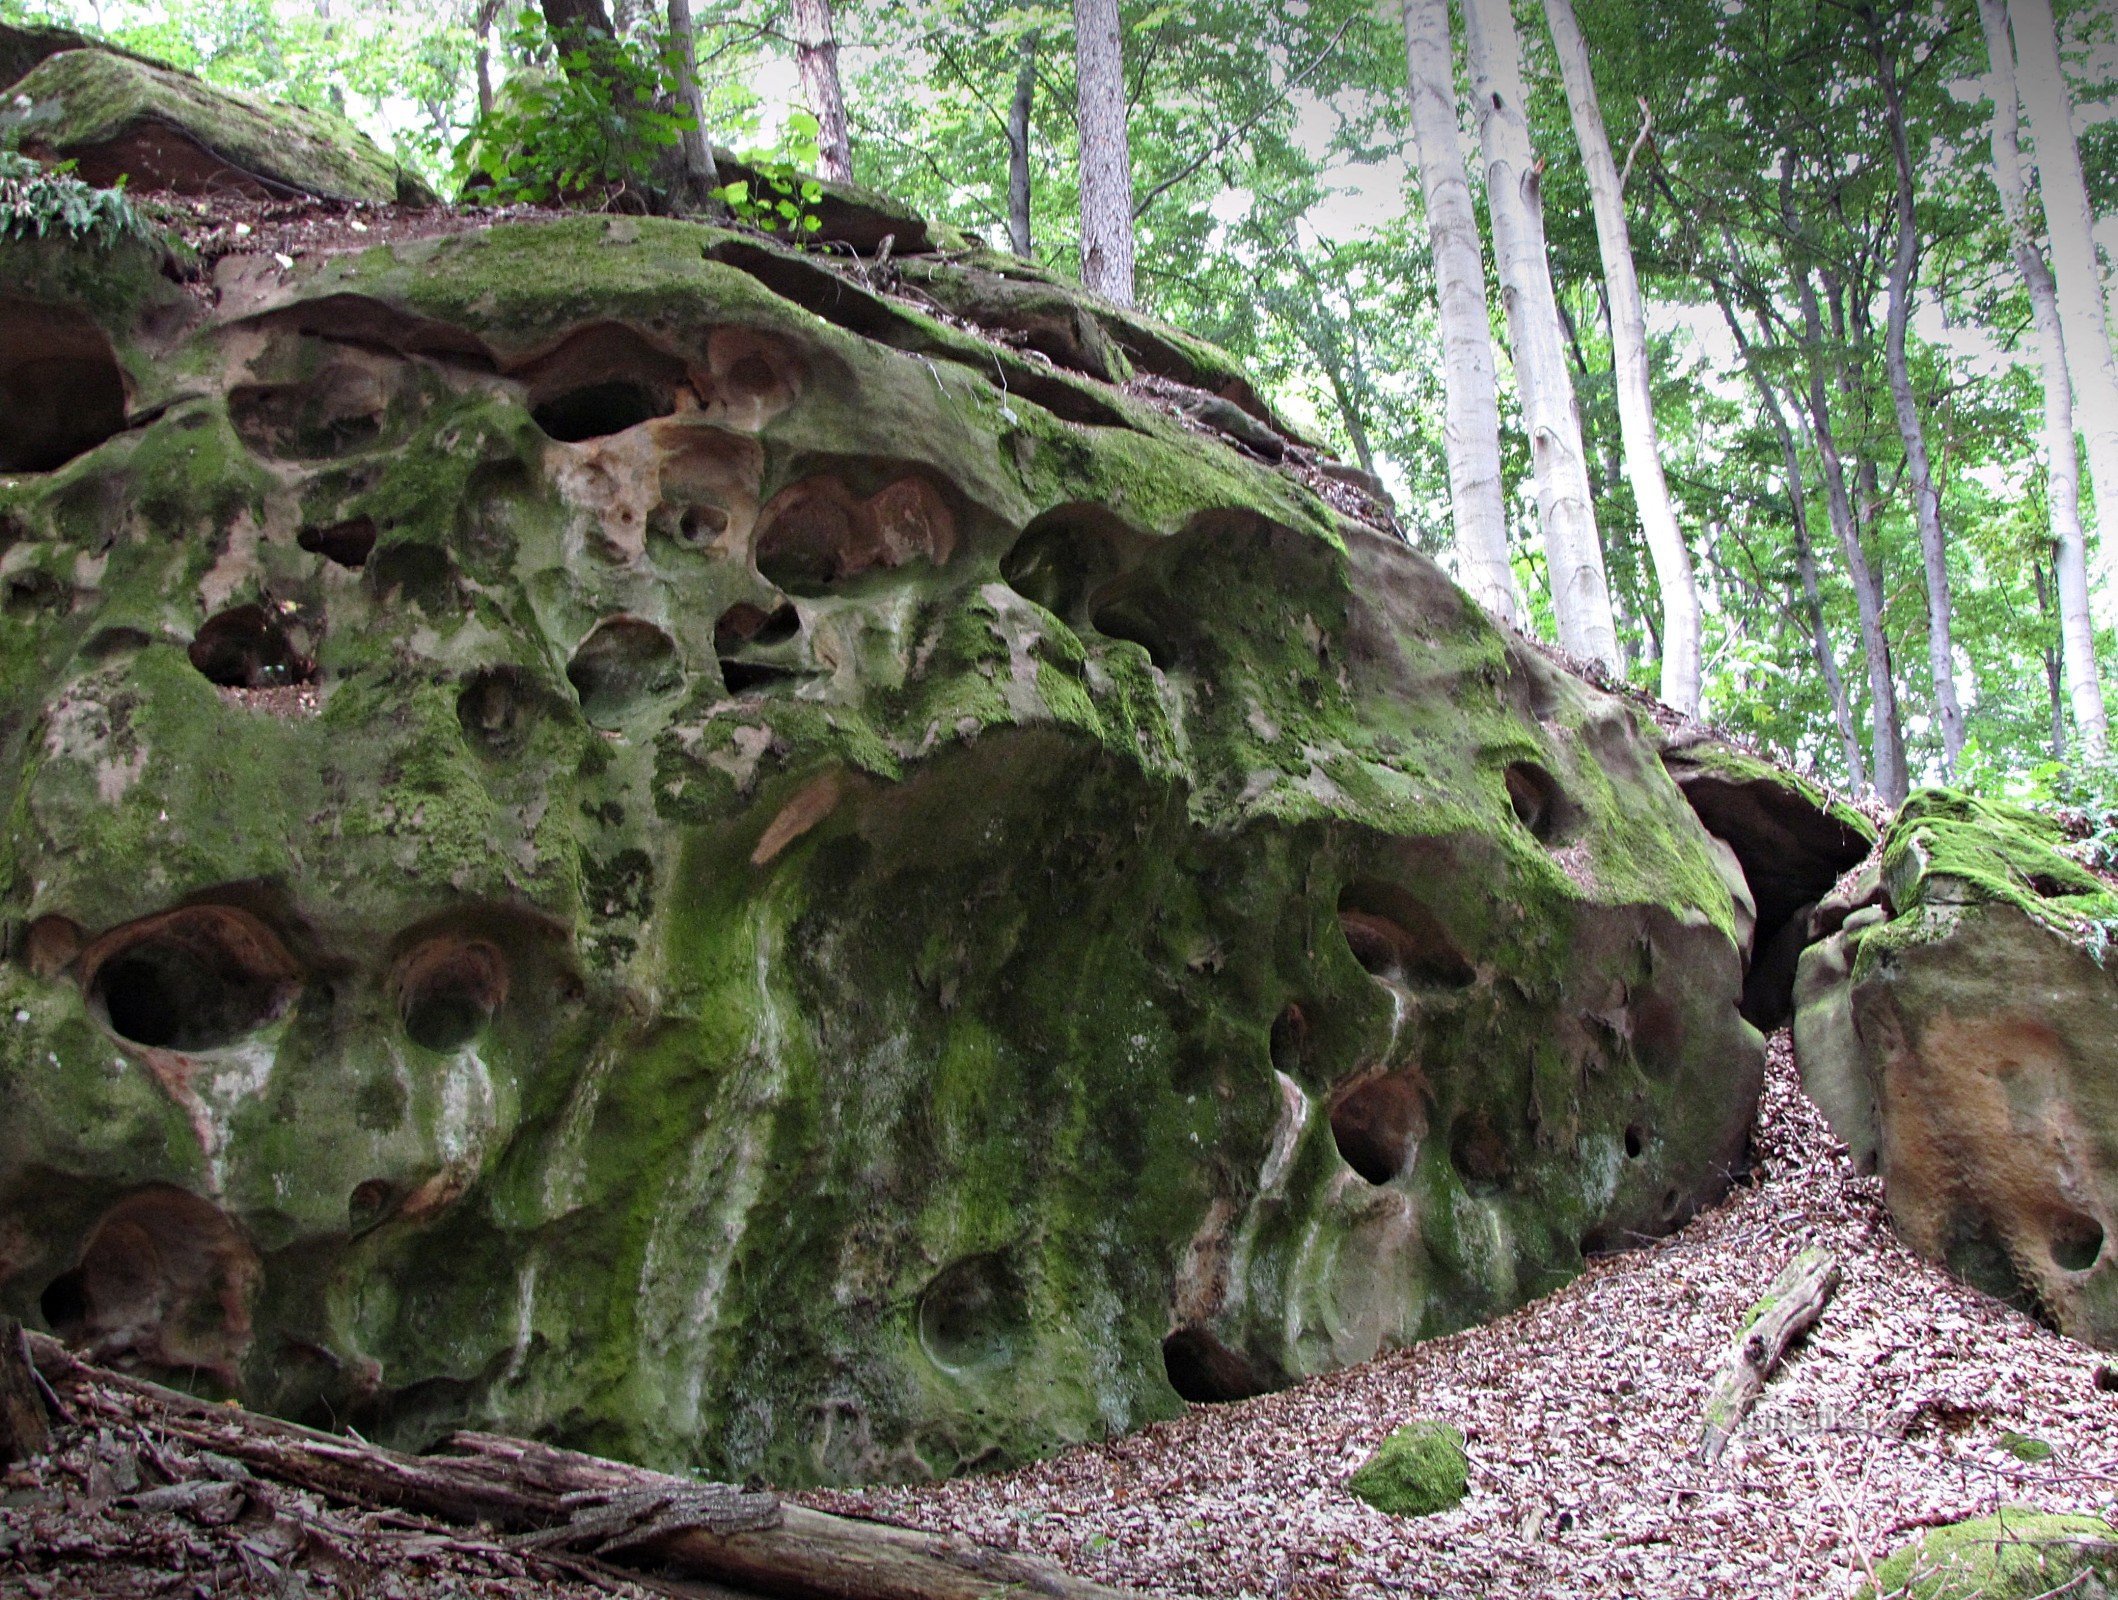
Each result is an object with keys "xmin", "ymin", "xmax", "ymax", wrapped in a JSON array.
[
  {"xmin": 1397, "ymin": 0, "xmax": 1520, "ymax": 627},
  {"xmin": 790, "ymin": 0, "xmax": 853, "ymax": 183},
  {"xmin": 1072, "ymin": 0, "xmax": 1136, "ymax": 307},
  {"xmin": 1540, "ymin": 0, "xmax": 1700, "ymax": 712},
  {"xmin": 1462, "ymin": 0, "xmax": 1621, "ymax": 672},
  {"xmin": 1985, "ymin": 0, "xmax": 2109, "ymax": 758},
  {"xmin": 2010, "ymin": 0, "xmax": 2118, "ymax": 625}
]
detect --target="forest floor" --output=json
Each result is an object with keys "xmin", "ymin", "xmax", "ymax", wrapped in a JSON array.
[{"xmin": 808, "ymin": 1033, "xmax": 2118, "ymax": 1600}]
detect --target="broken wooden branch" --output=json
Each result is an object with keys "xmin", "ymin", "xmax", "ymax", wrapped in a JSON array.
[
  {"xmin": 27, "ymin": 1333, "xmax": 1145, "ymax": 1600},
  {"xmin": 0, "ymin": 1316, "xmax": 51, "ymax": 1466},
  {"xmin": 1698, "ymin": 1245, "xmax": 1840, "ymax": 1465}
]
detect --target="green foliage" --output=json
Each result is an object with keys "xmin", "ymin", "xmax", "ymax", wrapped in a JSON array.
[
  {"xmin": 0, "ymin": 149, "xmax": 157, "ymax": 246},
  {"xmin": 716, "ymin": 160, "xmax": 826, "ymax": 235},
  {"xmin": 454, "ymin": 9, "xmax": 691, "ymax": 208},
  {"xmin": 1345, "ymin": 1419, "xmax": 1468, "ymax": 1517}
]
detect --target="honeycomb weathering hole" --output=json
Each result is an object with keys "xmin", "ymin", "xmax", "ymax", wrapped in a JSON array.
[
  {"xmin": 715, "ymin": 600, "xmax": 801, "ymax": 654},
  {"xmin": 917, "ymin": 1254, "xmax": 1026, "ymax": 1371},
  {"xmin": 458, "ymin": 666, "xmax": 544, "ymax": 755},
  {"xmin": 38, "ymin": 1185, "xmax": 257, "ymax": 1383},
  {"xmin": 533, "ymin": 378, "xmax": 671, "ymax": 442},
  {"xmin": 1336, "ymin": 885, "xmax": 1475, "ymax": 989},
  {"xmin": 1269, "ymin": 1003, "xmax": 1308, "ymax": 1075},
  {"xmin": 1330, "ymin": 1072, "xmax": 1427, "ymax": 1185},
  {"xmin": 1449, "ymin": 1109, "xmax": 1514, "ymax": 1194},
  {"xmin": 396, "ymin": 937, "xmax": 508, "ymax": 1053},
  {"xmin": 2053, "ymin": 1211, "xmax": 2106, "ymax": 1274},
  {"xmin": 298, "ymin": 515, "xmax": 379, "ymax": 569},
  {"xmin": 0, "ymin": 299, "xmax": 127, "ymax": 472},
  {"xmin": 522, "ymin": 323, "xmax": 688, "ymax": 442},
  {"xmin": 1504, "ymin": 761, "xmax": 1569, "ymax": 843},
  {"xmin": 84, "ymin": 905, "xmax": 302, "ymax": 1051},
  {"xmin": 755, "ymin": 474, "xmax": 957, "ymax": 593},
  {"xmin": 1161, "ymin": 1326, "xmax": 1274, "ymax": 1404},
  {"xmin": 567, "ymin": 616, "xmax": 683, "ymax": 728},
  {"xmin": 189, "ymin": 605, "xmax": 315, "ymax": 690}
]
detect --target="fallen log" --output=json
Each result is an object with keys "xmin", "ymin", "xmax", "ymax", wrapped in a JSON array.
[
  {"xmin": 0, "ymin": 1316, "xmax": 50, "ymax": 1466},
  {"xmin": 1698, "ymin": 1245, "xmax": 1840, "ymax": 1465},
  {"xmin": 27, "ymin": 1332, "xmax": 1144, "ymax": 1600}
]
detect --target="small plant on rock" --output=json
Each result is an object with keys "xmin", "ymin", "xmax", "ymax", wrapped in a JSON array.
[{"xmin": 0, "ymin": 149, "xmax": 158, "ymax": 247}]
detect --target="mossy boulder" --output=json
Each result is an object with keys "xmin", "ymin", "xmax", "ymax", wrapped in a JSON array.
[
  {"xmin": 1, "ymin": 47, "xmax": 429, "ymax": 204},
  {"xmin": 0, "ymin": 209, "xmax": 1766, "ymax": 1486},
  {"xmin": 1873, "ymin": 1511, "xmax": 2118, "ymax": 1599},
  {"xmin": 1793, "ymin": 790, "xmax": 2118, "ymax": 1342},
  {"xmin": 1347, "ymin": 1419, "xmax": 1468, "ymax": 1516}
]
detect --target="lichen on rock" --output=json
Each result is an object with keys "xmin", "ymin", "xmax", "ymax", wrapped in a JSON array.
[{"xmin": 0, "ymin": 189, "xmax": 1774, "ymax": 1486}]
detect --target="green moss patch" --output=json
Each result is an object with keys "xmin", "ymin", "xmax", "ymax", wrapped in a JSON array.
[
  {"xmin": 1873, "ymin": 1510, "xmax": 2117, "ymax": 1599},
  {"xmin": 1347, "ymin": 1420, "xmax": 1468, "ymax": 1517}
]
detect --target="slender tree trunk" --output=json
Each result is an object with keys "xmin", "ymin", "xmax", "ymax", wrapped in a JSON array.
[
  {"xmin": 1714, "ymin": 289, "xmax": 1868, "ymax": 790},
  {"xmin": 1396, "ymin": 0, "xmax": 1519, "ymax": 625},
  {"xmin": 666, "ymin": 0, "xmax": 722, "ymax": 209},
  {"xmin": 1871, "ymin": 19, "xmax": 1967, "ymax": 777},
  {"xmin": 2010, "ymin": 0, "xmax": 2118, "ymax": 623},
  {"xmin": 2036, "ymin": 558, "xmax": 2071, "ymax": 760},
  {"xmin": 1540, "ymin": 0, "xmax": 1701, "ymax": 712},
  {"xmin": 790, "ymin": 0, "xmax": 852, "ymax": 182},
  {"xmin": 1982, "ymin": 0, "xmax": 2109, "ymax": 760},
  {"xmin": 474, "ymin": 0, "xmax": 497, "ymax": 118},
  {"xmin": 540, "ymin": 0, "xmax": 614, "ymax": 47},
  {"xmin": 1794, "ymin": 262, "xmax": 1909, "ymax": 804},
  {"xmin": 1462, "ymin": 0, "xmax": 1621, "ymax": 671},
  {"xmin": 1072, "ymin": 0, "xmax": 1136, "ymax": 306},
  {"xmin": 1007, "ymin": 30, "xmax": 1039, "ymax": 258}
]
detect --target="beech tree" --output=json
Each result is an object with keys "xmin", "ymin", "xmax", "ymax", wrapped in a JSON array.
[
  {"xmin": 667, "ymin": 0, "xmax": 722, "ymax": 208},
  {"xmin": 1071, "ymin": 0, "xmax": 1134, "ymax": 305},
  {"xmin": 1396, "ymin": 0, "xmax": 1518, "ymax": 627},
  {"xmin": 1980, "ymin": 0, "xmax": 2107, "ymax": 761},
  {"xmin": 791, "ymin": 0, "xmax": 853, "ymax": 182},
  {"xmin": 1540, "ymin": 0, "xmax": 1701, "ymax": 713},
  {"xmin": 1462, "ymin": 0, "xmax": 1620, "ymax": 672}
]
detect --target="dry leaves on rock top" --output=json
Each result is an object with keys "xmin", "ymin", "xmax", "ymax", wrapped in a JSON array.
[{"xmin": 807, "ymin": 1033, "xmax": 2118, "ymax": 1600}]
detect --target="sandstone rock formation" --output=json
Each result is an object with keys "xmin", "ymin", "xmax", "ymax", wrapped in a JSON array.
[
  {"xmin": 1794, "ymin": 790, "xmax": 2118, "ymax": 1345},
  {"xmin": 1, "ymin": 47, "xmax": 430, "ymax": 204},
  {"xmin": 1, "ymin": 178, "xmax": 1775, "ymax": 1483}
]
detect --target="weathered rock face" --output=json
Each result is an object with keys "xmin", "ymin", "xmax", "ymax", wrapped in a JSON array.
[
  {"xmin": 0, "ymin": 47, "xmax": 430, "ymax": 204},
  {"xmin": 0, "ymin": 210, "xmax": 1766, "ymax": 1485},
  {"xmin": 1794, "ymin": 791, "xmax": 2118, "ymax": 1345}
]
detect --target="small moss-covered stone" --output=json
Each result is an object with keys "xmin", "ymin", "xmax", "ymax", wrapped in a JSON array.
[
  {"xmin": 2002, "ymin": 1432, "xmax": 2056, "ymax": 1463},
  {"xmin": 1347, "ymin": 1420, "xmax": 1468, "ymax": 1517},
  {"xmin": 1873, "ymin": 1511, "xmax": 2117, "ymax": 1599}
]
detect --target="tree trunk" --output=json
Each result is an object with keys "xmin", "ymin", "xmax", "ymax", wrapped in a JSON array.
[
  {"xmin": 540, "ymin": 0, "xmax": 615, "ymax": 48},
  {"xmin": 474, "ymin": 0, "xmax": 498, "ymax": 118},
  {"xmin": 1715, "ymin": 289, "xmax": 1868, "ymax": 790},
  {"xmin": 1698, "ymin": 1248, "xmax": 1840, "ymax": 1465},
  {"xmin": 1871, "ymin": 18, "xmax": 1967, "ymax": 777},
  {"xmin": 1397, "ymin": 0, "xmax": 1520, "ymax": 627},
  {"xmin": 1462, "ymin": 0, "xmax": 1621, "ymax": 671},
  {"xmin": 1008, "ymin": 29, "xmax": 1039, "ymax": 258},
  {"xmin": 1982, "ymin": 0, "xmax": 2109, "ymax": 760},
  {"xmin": 790, "ymin": 0, "xmax": 853, "ymax": 183},
  {"xmin": 666, "ymin": 0, "xmax": 722, "ymax": 211},
  {"xmin": 1072, "ymin": 0, "xmax": 1136, "ymax": 306},
  {"xmin": 2036, "ymin": 558, "xmax": 2071, "ymax": 760},
  {"xmin": 2010, "ymin": 0, "xmax": 2118, "ymax": 624},
  {"xmin": 0, "ymin": 1318, "xmax": 49, "ymax": 1467},
  {"xmin": 1540, "ymin": 0, "xmax": 1701, "ymax": 713},
  {"xmin": 1793, "ymin": 257, "xmax": 1909, "ymax": 803}
]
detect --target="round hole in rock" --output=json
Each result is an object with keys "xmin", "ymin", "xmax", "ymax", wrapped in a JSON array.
[
  {"xmin": 1161, "ymin": 1326, "xmax": 1274, "ymax": 1404},
  {"xmin": 348, "ymin": 1179, "xmax": 393, "ymax": 1231},
  {"xmin": 1089, "ymin": 594, "xmax": 1178, "ymax": 671},
  {"xmin": 677, "ymin": 504, "xmax": 731, "ymax": 546},
  {"xmin": 84, "ymin": 905, "xmax": 302, "ymax": 1052},
  {"xmin": 714, "ymin": 600, "xmax": 800, "ymax": 655},
  {"xmin": 1330, "ymin": 1072, "xmax": 1426, "ymax": 1185},
  {"xmin": 1336, "ymin": 885, "xmax": 1475, "ymax": 989},
  {"xmin": 917, "ymin": 1253, "xmax": 1026, "ymax": 1372},
  {"xmin": 567, "ymin": 616, "xmax": 683, "ymax": 729},
  {"xmin": 1504, "ymin": 761, "xmax": 1568, "ymax": 843},
  {"xmin": 396, "ymin": 938, "xmax": 508, "ymax": 1053},
  {"xmin": 1448, "ymin": 1109, "xmax": 1513, "ymax": 1195},
  {"xmin": 298, "ymin": 515, "xmax": 379, "ymax": 569},
  {"xmin": 188, "ymin": 605, "xmax": 314, "ymax": 690},
  {"xmin": 2053, "ymin": 1211, "xmax": 2105, "ymax": 1273},
  {"xmin": 367, "ymin": 541, "xmax": 457, "ymax": 612},
  {"xmin": 1660, "ymin": 1188, "xmax": 1682, "ymax": 1220},
  {"xmin": 719, "ymin": 658, "xmax": 805, "ymax": 695},
  {"xmin": 1268, "ymin": 1003, "xmax": 1308, "ymax": 1076},
  {"xmin": 1624, "ymin": 1124, "xmax": 1645, "ymax": 1160},
  {"xmin": 457, "ymin": 666, "xmax": 540, "ymax": 756},
  {"xmin": 0, "ymin": 299, "xmax": 127, "ymax": 473},
  {"xmin": 532, "ymin": 378, "xmax": 672, "ymax": 442},
  {"xmin": 35, "ymin": 1185, "xmax": 257, "ymax": 1382}
]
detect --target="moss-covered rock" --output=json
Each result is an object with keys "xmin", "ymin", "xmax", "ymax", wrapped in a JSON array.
[
  {"xmin": 0, "ymin": 209, "xmax": 1764, "ymax": 1487},
  {"xmin": 1, "ymin": 48, "xmax": 428, "ymax": 204},
  {"xmin": 1793, "ymin": 789, "xmax": 2118, "ymax": 1342},
  {"xmin": 1873, "ymin": 1511, "xmax": 2118, "ymax": 1600},
  {"xmin": 1347, "ymin": 1419, "xmax": 1468, "ymax": 1516}
]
